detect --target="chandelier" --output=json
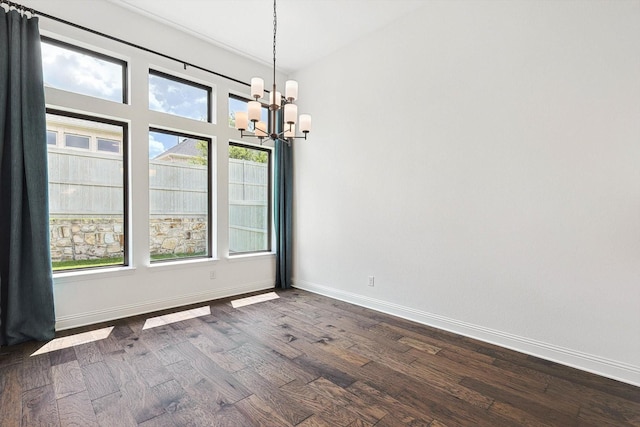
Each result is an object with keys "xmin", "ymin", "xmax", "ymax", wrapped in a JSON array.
[{"xmin": 234, "ymin": 0, "xmax": 311, "ymax": 145}]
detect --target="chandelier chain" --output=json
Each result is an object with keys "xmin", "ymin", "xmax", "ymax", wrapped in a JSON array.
[{"xmin": 273, "ymin": 0, "xmax": 277, "ymax": 82}]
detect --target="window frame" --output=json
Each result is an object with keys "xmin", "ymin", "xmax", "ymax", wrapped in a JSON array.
[
  {"xmin": 47, "ymin": 108, "xmax": 130, "ymax": 271},
  {"xmin": 148, "ymin": 127, "xmax": 213, "ymax": 263},
  {"xmin": 41, "ymin": 36, "xmax": 128, "ymax": 104},
  {"xmin": 148, "ymin": 69, "xmax": 213, "ymax": 123},
  {"xmin": 228, "ymin": 141, "xmax": 272, "ymax": 256}
]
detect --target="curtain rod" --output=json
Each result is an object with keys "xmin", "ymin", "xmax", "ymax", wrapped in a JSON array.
[{"xmin": 2, "ymin": 0, "xmax": 250, "ymax": 88}]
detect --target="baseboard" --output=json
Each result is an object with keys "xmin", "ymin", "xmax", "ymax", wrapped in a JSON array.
[
  {"xmin": 55, "ymin": 280, "xmax": 274, "ymax": 331},
  {"xmin": 293, "ymin": 279, "xmax": 640, "ymax": 388}
]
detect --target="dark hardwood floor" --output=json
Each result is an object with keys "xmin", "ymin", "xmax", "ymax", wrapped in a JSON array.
[{"xmin": 1, "ymin": 289, "xmax": 638, "ymax": 426}]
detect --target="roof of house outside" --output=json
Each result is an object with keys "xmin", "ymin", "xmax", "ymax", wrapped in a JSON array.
[{"xmin": 154, "ymin": 138, "xmax": 201, "ymax": 161}]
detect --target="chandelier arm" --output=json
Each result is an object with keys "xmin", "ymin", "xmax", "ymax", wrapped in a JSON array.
[
  {"xmin": 239, "ymin": 130, "xmax": 266, "ymax": 140},
  {"xmin": 275, "ymin": 128, "xmax": 308, "ymax": 141}
]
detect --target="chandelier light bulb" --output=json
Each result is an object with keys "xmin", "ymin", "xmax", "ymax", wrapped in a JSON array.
[
  {"xmin": 255, "ymin": 121, "xmax": 267, "ymax": 138},
  {"xmin": 285, "ymin": 80, "xmax": 298, "ymax": 101},
  {"xmin": 299, "ymin": 114, "xmax": 312, "ymax": 133},
  {"xmin": 284, "ymin": 104, "xmax": 297, "ymax": 125},
  {"xmin": 248, "ymin": 101, "xmax": 261, "ymax": 122},
  {"xmin": 251, "ymin": 78, "xmax": 264, "ymax": 99},
  {"xmin": 235, "ymin": 111, "xmax": 248, "ymax": 131},
  {"xmin": 269, "ymin": 91, "xmax": 282, "ymax": 108},
  {"xmin": 285, "ymin": 124, "xmax": 295, "ymax": 138}
]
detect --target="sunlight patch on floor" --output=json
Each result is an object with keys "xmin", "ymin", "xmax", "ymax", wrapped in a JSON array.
[
  {"xmin": 31, "ymin": 326, "xmax": 114, "ymax": 356},
  {"xmin": 142, "ymin": 306, "xmax": 211, "ymax": 330},
  {"xmin": 231, "ymin": 292, "xmax": 279, "ymax": 308}
]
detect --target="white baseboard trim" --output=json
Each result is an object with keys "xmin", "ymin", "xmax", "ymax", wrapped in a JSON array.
[
  {"xmin": 55, "ymin": 281, "xmax": 274, "ymax": 331},
  {"xmin": 293, "ymin": 279, "xmax": 640, "ymax": 388}
]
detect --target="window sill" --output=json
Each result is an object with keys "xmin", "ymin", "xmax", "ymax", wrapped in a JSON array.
[
  {"xmin": 147, "ymin": 257, "xmax": 220, "ymax": 272},
  {"xmin": 227, "ymin": 252, "xmax": 276, "ymax": 263},
  {"xmin": 53, "ymin": 265, "xmax": 137, "ymax": 284}
]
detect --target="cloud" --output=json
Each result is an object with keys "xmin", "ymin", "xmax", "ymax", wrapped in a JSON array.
[
  {"xmin": 148, "ymin": 84, "xmax": 164, "ymax": 112},
  {"xmin": 42, "ymin": 45, "xmax": 121, "ymax": 100},
  {"xmin": 42, "ymin": 42, "xmax": 123, "ymax": 102},
  {"xmin": 148, "ymin": 74, "xmax": 208, "ymax": 121},
  {"xmin": 148, "ymin": 134, "xmax": 166, "ymax": 159}
]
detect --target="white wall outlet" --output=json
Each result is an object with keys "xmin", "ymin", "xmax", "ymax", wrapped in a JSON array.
[
  {"xmin": 209, "ymin": 270, "xmax": 216, "ymax": 280},
  {"xmin": 368, "ymin": 276, "xmax": 375, "ymax": 287}
]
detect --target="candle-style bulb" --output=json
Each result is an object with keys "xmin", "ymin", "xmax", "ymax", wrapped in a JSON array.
[
  {"xmin": 235, "ymin": 111, "xmax": 248, "ymax": 131},
  {"xmin": 251, "ymin": 78, "xmax": 264, "ymax": 99},
  {"xmin": 299, "ymin": 114, "xmax": 312, "ymax": 133},
  {"xmin": 285, "ymin": 80, "xmax": 298, "ymax": 101}
]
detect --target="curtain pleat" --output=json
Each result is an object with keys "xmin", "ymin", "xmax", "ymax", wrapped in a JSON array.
[
  {"xmin": 0, "ymin": 8, "xmax": 55, "ymax": 346},
  {"xmin": 274, "ymin": 138, "xmax": 293, "ymax": 289}
]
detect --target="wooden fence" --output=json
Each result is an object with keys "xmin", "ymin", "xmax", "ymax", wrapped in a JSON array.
[
  {"xmin": 47, "ymin": 149, "xmax": 269, "ymax": 256},
  {"xmin": 229, "ymin": 159, "xmax": 268, "ymax": 252}
]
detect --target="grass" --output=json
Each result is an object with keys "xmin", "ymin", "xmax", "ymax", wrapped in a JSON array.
[
  {"xmin": 52, "ymin": 257, "xmax": 124, "ymax": 271},
  {"xmin": 52, "ymin": 252, "xmax": 207, "ymax": 271},
  {"xmin": 150, "ymin": 252, "xmax": 207, "ymax": 261}
]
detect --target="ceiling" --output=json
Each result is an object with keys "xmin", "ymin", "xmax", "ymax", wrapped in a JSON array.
[{"xmin": 109, "ymin": 0, "xmax": 426, "ymax": 74}]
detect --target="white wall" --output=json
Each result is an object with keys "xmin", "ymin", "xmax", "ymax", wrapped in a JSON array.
[
  {"xmin": 19, "ymin": 0, "xmax": 282, "ymax": 329},
  {"xmin": 292, "ymin": 0, "xmax": 640, "ymax": 385}
]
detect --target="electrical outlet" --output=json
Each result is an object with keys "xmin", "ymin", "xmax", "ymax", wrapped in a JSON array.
[
  {"xmin": 209, "ymin": 270, "xmax": 216, "ymax": 280},
  {"xmin": 368, "ymin": 276, "xmax": 375, "ymax": 287}
]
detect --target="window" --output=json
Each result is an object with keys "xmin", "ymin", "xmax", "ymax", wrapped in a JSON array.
[
  {"xmin": 149, "ymin": 70, "xmax": 212, "ymax": 122},
  {"xmin": 229, "ymin": 142, "xmax": 271, "ymax": 254},
  {"xmin": 42, "ymin": 36, "xmax": 220, "ymax": 272},
  {"xmin": 64, "ymin": 134, "xmax": 90, "ymax": 150},
  {"xmin": 41, "ymin": 38, "xmax": 126, "ymax": 103},
  {"xmin": 47, "ymin": 130, "xmax": 57, "ymax": 146},
  {"xmin": 97, "ymin": 138, "xmax": 120, "ymax": 153},
  {"xmin": 149, "ymin": 129, "xmax": 211, "ymax": 262},
  {"xmin": 228, "ymin": 94, "xmax": 268, "ymax": 132},
  {"xmin": 47, "ymin": 111, "xmax": 127, "ymax": 271}
]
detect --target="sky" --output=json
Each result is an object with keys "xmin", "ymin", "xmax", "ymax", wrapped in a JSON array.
[
  {"xmin": 41, "ymin": 42, "xmax": 123, "ymax": 102},
  {"xmin": 148, "ymin": 73, "xmax": 208, "ymax": 121},
  {"xmin": 148, "ymin": 131, "xmax": 178, "ymax": 159}
]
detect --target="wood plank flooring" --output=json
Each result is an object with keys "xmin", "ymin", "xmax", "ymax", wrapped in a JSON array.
[{"xmin": 1, "ymin": 289, "xmax": 639, "ymax": 426}]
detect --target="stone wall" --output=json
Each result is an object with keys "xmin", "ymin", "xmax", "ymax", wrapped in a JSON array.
[
  {"xmin": 149, "ymin": 217, "xmax": 207, "ymax": 256},
  {"xmin": 50, "ymin": 218, "xmax": 124, "ymax": 262},
  {"xmin": 49, "ymin": 216, "xmax": 207, "ymax": 262}
]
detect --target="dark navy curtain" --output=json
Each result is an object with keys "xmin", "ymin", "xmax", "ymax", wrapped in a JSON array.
[
  {"xmin": 0, "ymin": 8, "xmax": 55, "ymax": 346},
  {"xmin": 274, "ymin": 138, "xmax": 293, "ymax": 289}
]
